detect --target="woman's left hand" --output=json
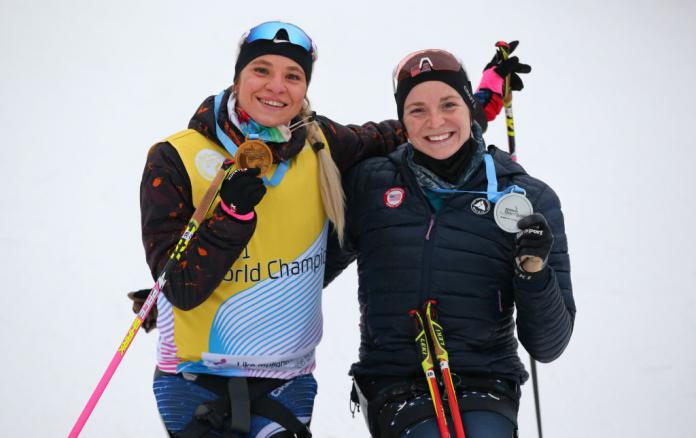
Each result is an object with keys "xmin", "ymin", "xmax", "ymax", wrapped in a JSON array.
[
  {"xmin": 514, "ymin": 213, "xmax": 554, "ymax": 275},
  {"xmin": 484, "ymin": 41, "xmax": 532, "ymax": 93},
  {"xmin": 127, "ymin": 289, "xmax": 158, "ymax": 332}
]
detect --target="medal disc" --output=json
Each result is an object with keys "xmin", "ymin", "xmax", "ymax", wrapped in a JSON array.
[
  {"xmin": 235, "ymin": 139, "xmax": 273, "ymax": 176},
  {"xmin": 493, "ymin": 192, "xmax": 533, "ymax": 233}
]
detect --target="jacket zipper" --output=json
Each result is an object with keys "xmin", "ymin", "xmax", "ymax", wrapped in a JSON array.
[
  {"xmin": 421, "ymin": 213, "xmax": 436, "ymax": 306},
  {"xmin": 425, "ymin": 215, "xmax": 435, "ymax": 240},
  {"xmin": 401, "ymin": 162, "xmax": 437, "ymax": 307}
]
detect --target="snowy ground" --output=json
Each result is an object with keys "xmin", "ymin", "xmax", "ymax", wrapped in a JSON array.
[{"xmin": 1, "ymin": 1, "xmax": 695, "ymax": 436}]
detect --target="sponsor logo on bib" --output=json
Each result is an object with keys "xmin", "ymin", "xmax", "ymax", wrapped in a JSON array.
[{"xmin": 195, "ymin": 149, "xmax": 225, "ymax": 181}]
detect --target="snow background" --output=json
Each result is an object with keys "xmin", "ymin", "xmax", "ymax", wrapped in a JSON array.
[{"xmin": 1, "ymin": 0, "xmax": 695, "ymax": 436}]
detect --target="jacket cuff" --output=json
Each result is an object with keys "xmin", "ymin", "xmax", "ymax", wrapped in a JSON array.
[
  {"xmin": 216, "ymin": 204, "xmax": 256, "ymax": 224},
  {"xmin": 476, "ymin": 67, "xmax": 505, "ymax": 95},
  {"xmin": 514, "ymin": 266, "xmax": 551, "ymax": 290},
  {"xmin": 219, "ymin": 201, "xmax": 255, "ymax": 221}
]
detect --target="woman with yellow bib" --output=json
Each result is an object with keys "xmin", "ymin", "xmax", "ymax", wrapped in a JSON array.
[
  {"xmin": 138, "ymin": 21, "xmax": 406, "ymax": 437},
  {"xmin": 135, "ymin": 21, "xmax": 521, "ymax": 437}
]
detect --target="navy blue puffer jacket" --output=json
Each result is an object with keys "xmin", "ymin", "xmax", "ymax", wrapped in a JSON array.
[{"xmin": 325, "ymin": 144, "xmax": 575, "ymax": 385}]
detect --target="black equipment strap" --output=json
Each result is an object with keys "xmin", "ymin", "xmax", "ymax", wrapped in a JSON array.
[
  {"xmin": 227, "ymin": 377, "xmax": 250, "ymax": 433},
  {"xmin": 454, "ymin": 375, "xmax": 519, "ymax": 401},
  {"xmin": 252, "ymin": 397, "xmax": 312, "ymax": 437},
  {"xmin": 174, "ymin": 373, "xmax": 311, "ymax": 438}
]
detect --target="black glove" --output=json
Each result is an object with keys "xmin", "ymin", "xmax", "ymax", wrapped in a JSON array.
[
  {"xmin": 515, "ymin": 213, "xmax": 554, "ymax": 278},
  {"xmin": 127, "ymin": 289, "xmax": 157, "ymax": 333},
  {"xmin": 485, "ymin": 41, "xmax": 532, "ymax": 92},
  {"xmin": 219, "ymin": 167, "xmax": 267, "ymax": 215}
]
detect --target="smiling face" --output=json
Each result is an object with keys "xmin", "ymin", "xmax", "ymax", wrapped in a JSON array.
[
  {"xmin": 234, "ymin": 54, "xmax": 308, "ymax": 127},
  {"xmin": 402, "ymin": 80, "xmax": 471, "ymax": 159}
]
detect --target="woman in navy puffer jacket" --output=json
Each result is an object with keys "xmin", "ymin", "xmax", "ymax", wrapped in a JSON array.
[{"xmin": 325, "ymin": 47, "xmax": 575, "ymax": 438}]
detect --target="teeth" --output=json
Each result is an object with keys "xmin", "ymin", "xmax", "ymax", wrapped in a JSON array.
[
  {"xmin": 427, "ymin": 133, "xmax": 452, "ymax": 142},
  {"xmin": 259, "ymin": 98, "xmax": 286, "ymax": 108}
]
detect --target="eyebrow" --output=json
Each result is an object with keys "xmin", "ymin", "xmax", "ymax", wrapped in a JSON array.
[
  {"xmin": 440, "ymin": 94, "xmax": 461, "ymax": 102},
  {"xmin": 405, "ymin": 95, "xmax": 461, "ymax": 108},
  {"xmin": 250, "ymin": 59, "xmax": 303, "ymax": 73}
]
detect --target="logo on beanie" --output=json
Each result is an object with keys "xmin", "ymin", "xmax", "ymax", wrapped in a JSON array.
[
  {"xmin": 384, "ymin": 187, "xmax": 405, "ymax": 208},
  {"xmin": 195, "ymin": 149, "xmax": 226, "ymax": 181},
  {"xmin": 471, "ymin": 197, "xmax": 491, "ymax": 215}
]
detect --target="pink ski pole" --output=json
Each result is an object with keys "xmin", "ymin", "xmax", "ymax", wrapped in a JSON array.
[{"xmin": 68, "ymin": 163, "xmax": 232, "ymax": 437}]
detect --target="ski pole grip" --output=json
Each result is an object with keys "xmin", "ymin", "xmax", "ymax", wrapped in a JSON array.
[
  {"xmin": 409, "ymin": 309, "xmax": 422, "ymax": 329},
  {"xmin": 495, "ymin": 41, "xmax": 510, "ymax": 50}
]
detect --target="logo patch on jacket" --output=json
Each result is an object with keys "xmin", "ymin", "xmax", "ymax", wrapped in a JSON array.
[
  {"xmin": 195, "ymin": 149, "xmax": 226, "ymax": 181},
  {"xmin": 384, "ymin": 187, "xmax": 405, "ymax": 208},
  {"xmin": 471, "ymin": 197, "xmax": 491, "ymax": 215}
]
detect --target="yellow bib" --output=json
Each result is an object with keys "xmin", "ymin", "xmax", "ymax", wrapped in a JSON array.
[{"xmin": 157, "ymin": 129, "xmax": 329, "ymax": 377}]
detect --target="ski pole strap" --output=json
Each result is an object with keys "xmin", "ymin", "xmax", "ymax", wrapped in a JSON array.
[
  {"xmin": 428, "ymin": 154, "xmax": 525, "ymax": 202},
  {"xmin": 409, "ymin": 310, "xmax": 434, "ymax": 371},
  {"xmin": 423, "ymin": 300, "xmax": 448, "ymax": 360}
]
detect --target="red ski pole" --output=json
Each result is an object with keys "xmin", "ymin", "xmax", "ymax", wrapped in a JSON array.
[
  {"xmin": 410, "ymin": 309, "xmax": 451, "ymax": 438},
  {"xmin": 424, "ymin": 300, "xmax": 466, "ymax": 438}
]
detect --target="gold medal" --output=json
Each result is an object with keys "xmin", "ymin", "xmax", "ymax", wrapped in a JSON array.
[{"xmin": 234, "ymin": 139, "xmax": 273, "ymax": 176}]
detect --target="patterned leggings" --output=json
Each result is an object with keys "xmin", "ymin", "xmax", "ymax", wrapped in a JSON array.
[{"xmin": 153, "ymin": 372, "xmax": 317, "ymax": 437}]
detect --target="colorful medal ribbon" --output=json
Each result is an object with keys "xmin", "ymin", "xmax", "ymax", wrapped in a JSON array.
[{"xmin": 214, "ymin": 91, "xmax": 289, "ymax": 187}]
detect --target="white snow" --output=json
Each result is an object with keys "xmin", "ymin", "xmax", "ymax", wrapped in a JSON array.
[{"xmin": 1, "ymin": 1, "xmax": 695, "ymax": 436}]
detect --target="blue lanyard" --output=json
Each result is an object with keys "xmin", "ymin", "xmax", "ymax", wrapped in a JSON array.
[
  {"xmin": 428, "ymin": 154, "xmax": 525, "ymax": 202},
  {"xmin": 213, "ymin": 91, "xmax": 289, "ymax": 187}
]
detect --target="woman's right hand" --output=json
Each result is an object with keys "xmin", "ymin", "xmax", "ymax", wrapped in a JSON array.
[{"xmin": 219, "ymin": 167, "xmax": 267, "ymax": 215}]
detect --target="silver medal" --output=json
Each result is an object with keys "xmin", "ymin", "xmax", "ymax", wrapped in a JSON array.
[{"xmin": 493, "ymin": 192, "xmax": 533, "ymax": 233}]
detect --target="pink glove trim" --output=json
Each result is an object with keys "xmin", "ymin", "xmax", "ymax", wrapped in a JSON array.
[
  {"xmin": 476, "ymin": 67, "xmax": 504, "ymax": 96},
  {"xmin": 220, "ymin": 202, "xmax": 255, "ymax": 221}
]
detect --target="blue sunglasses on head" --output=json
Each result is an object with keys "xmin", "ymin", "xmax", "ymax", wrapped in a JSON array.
[{"xmin": 241, "ymin": 21, "xmax": 317, "ymax": 60}]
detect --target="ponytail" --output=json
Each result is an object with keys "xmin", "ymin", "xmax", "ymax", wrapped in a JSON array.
[{"xmin": 300, "ymin": 100, "xmax": 345, "ymax": 244}]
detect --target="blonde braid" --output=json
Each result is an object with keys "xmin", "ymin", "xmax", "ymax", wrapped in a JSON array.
[{"xmin": 300, "ymin": 100, "xmax": 345, "ymax": 244}]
